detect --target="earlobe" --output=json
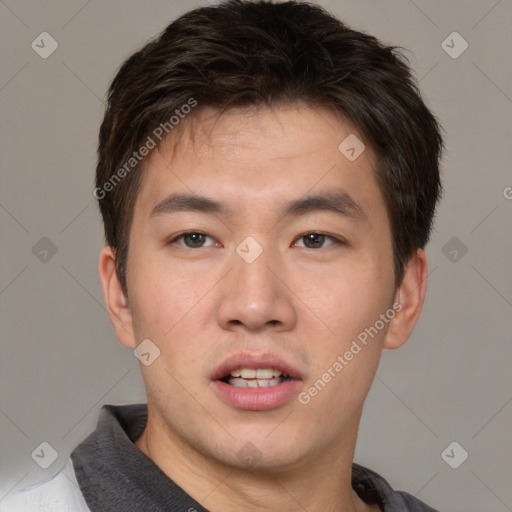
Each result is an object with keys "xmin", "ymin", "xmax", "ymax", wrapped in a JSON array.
[
  {"xmin": 98, "ymin": 246, "xmax": 136, "ymax": 348},
  {"xmin": 383, "ymin": 248, "xmax": 428, "ymax": 351}
]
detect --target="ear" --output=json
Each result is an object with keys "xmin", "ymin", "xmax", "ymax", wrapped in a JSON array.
[
  {"xmin": 98, "ymin": 245, "xmax": 137, "ymax": 348},
  {"xmin": 383, "ymin": 248, "xmax": 428, "ymax": 350}
]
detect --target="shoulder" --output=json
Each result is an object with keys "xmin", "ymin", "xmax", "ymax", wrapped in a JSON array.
[
  {"xmin": 1, "ymin": 459, "xmax": 90, "ymax": 512},
  {"xmin": 393, "ymin": 490, "xmax": 440, "ymax": 512},
  {"xmin": 352, "ymin": 463, "xmax": 440, "ymax": 512}
]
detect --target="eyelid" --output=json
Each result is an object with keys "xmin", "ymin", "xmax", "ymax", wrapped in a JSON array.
[
  {"xmin": 167, "ymin": 231, "xmax": 218, "ymax": 248},
  {"xmin": 293, "ymin": 232, "xmax": 344, "ymax": 248}
]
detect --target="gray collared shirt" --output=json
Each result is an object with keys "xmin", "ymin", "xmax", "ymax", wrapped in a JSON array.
[{"xmin": 66, "ymin": 404, "xmax": 440, "ymax": 512}]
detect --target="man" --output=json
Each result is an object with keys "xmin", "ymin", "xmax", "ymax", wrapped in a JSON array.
[{"xmin": 4, "ymin": 1, "xmax": 443, "ymax": 510}]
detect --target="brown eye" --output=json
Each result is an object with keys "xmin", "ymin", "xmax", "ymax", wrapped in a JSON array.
[
  {"xmin": 304, "ymin": 233, "xmax": 325, "ymax": 248},
  {"xmin": 294, "ymin": 233, "xmax": 340, "ymax": 249},
  {"xmin": 183, "ymin": 233, "xmax": 206, "ymax": 248},
  {"xmin": 169, "ymin": 232, "xmax": 215, "ymax": 248}
]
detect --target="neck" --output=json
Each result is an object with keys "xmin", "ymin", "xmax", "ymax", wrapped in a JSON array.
[{"xmin": 135, "ymin": 408, "xmax": 377, "ymax": 512}]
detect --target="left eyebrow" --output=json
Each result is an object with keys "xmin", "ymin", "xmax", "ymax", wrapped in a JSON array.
[{"xmin": 280, "ymin": 191, "xmax": 367, "ymax": 222}]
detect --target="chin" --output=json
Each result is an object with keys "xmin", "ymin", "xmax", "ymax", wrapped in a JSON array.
[{"xmin": 209, "ymin": 425, "xmax": 314, "ymax": 472}]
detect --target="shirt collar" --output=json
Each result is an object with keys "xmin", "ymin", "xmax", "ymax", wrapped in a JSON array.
[{"xmin": 71, "ymin": 403, "xmax": 435, "ymax": 512}]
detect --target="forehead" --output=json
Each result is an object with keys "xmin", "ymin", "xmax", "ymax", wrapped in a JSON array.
[{"xmin": 133, "ymin": 104, "xmax": 387, "ymax": 226}]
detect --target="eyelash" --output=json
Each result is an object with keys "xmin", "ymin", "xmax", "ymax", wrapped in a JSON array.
[{"xmin": 166, "ymin": 231, "xmax": 345, "ymax": 249}]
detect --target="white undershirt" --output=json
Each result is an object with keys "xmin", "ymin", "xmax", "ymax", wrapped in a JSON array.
[{"xmin": 1, "ymin": 458, "xmax": 90, "ymax": 512}]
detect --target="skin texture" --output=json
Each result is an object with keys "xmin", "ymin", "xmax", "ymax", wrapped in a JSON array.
[{"xmin": 99, "ymin": 104, "xmax": 427, "ymax": 512}]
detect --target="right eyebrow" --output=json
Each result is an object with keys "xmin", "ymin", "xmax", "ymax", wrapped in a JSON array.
[{"xmin": 149, "ymin": 193, "xmax": 233, "ymax": 218}]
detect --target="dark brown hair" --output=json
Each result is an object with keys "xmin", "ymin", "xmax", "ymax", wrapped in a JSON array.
[{"xmin": 95, "ymin": 0, "xmax": 443, "ymax": 296}]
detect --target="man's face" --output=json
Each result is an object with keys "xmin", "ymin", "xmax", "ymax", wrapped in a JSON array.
[{"xmin": 125, "ymin": 105, "xmax": 396, "ymax": 470}]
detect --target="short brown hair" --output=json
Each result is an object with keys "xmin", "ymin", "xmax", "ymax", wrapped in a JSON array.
[{"xmin": 95, "ymin": 0, "xmax": 443, "ymax": 295}]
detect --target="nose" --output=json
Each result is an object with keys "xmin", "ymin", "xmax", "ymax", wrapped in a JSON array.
[{"xmin": 216, "ymin": 244, "xmax": 297, "ymax": 333}]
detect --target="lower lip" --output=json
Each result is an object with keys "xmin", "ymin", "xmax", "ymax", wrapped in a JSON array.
[{"xmin": 211, "ymin": 379, "xmax": 303, "ymax": 411}]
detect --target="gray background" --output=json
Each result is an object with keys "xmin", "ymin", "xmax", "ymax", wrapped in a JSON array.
[{"xmin": 1, "ymin": 0, "xmax": 511, "ymax": 510}]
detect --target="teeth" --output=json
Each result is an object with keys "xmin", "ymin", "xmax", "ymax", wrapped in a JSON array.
[
  {"xmin": 226, "ymin": 368, "xmax": 290, "ymax": 387},
  {"xmin": 229, "ymin": 368, "xmax": 284, "ymax": 378},
  {"xmin": 256, "ymin": 368, "xmax": 274, "ymax": 379},
  {"xmin": 228, "ymin": 377, "xmax": 282, "ymax": 388},
  {"xmin": 229, "ymin": 378, "xmax": 248, "ymax": 388}
]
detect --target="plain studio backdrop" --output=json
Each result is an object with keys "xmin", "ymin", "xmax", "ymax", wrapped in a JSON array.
[{"xmin": 1, "ymin": 1, "xmax": 511, "ymax": 511}]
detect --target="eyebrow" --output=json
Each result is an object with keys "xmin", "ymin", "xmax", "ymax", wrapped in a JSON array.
[
  {"xmin": 150, "ymin": 193, "xmax": 231, "ymax": 218},
  {"xmin": 149, "ymin": 190, "xmax": 367, "ymax": 222},
  {"xmin": 281, "ymin": 191, "xmax": 367, "ymax": 222}
]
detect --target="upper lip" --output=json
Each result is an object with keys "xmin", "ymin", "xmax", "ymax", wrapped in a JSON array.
[{"xmin": 210, "ymin": 352, "xmax": 303, "ymax": 381}]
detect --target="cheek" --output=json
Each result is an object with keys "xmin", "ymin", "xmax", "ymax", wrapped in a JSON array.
[
  {"xmin": 129, "ymin": 253, "xmax": 209, "ymax": 334},
  {"xmin": 297, "ymin": 267, "xmax": 390, "ymax": 421},
  {"xmin": 129, "ymin": 268, "xmax": 211, "ymax": 397},
  {"xmin": 294, "ymin": 256, "xmax": 393, "ymax": 345},
  {"xmin": 127, "ymin": 253, "xmax": 221, "ymax": 378}
]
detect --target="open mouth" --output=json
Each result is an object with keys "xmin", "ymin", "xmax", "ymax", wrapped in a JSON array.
[
  {"xmin": 220, "ymin": 368, "xmax": 293, "ymax": 388},
  {"xmin": 211, "ymin": 355, "xmax": 303, "ymax": 410}
]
